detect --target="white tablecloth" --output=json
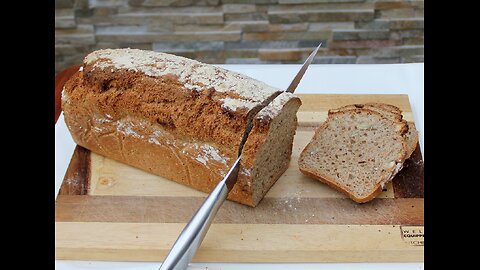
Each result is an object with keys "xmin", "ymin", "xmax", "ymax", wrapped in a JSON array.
[{"xmin": 55, "ymin": 63, "xmax": 424, "ymax": 270}]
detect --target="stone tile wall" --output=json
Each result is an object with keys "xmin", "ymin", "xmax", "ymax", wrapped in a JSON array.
[{"xmin": 55, "ymin": 0, "xmax": 424, "ymax": 73}]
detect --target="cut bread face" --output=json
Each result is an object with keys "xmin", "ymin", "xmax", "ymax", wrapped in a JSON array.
[
  {"xmin": 330, "ymin": 103, "xmax": 418, "ymax": 158},
  {"xmin": 298, "ymin": 108, "xmax": 408, "ymax": 203},
  {"xmin": 244, "ymin": 93, "xmax": 302, "ymax": 205}
]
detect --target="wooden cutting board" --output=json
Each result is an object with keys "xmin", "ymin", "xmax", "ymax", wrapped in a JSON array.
[{"xmin": 55, "ymin": 94, "xmax": 424, "ymax": 262}]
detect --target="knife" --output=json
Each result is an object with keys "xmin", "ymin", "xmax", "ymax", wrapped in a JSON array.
[{"xmin": 159, "ymin": 43, "xmax": 322, "ymax": 270}]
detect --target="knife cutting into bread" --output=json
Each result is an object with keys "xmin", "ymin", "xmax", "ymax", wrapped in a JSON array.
[
  {"xmin": 156, "ymin": 43, "xmax": 321, "ymax": 270},
  {"xmin": 60, "ymin": 42, "xmax": 418, "ymax": 269}
]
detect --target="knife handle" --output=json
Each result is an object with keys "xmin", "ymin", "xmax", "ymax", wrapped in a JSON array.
[{"xmin": 159, "ymin": 157, "xmax": 241, "ymax": 270}]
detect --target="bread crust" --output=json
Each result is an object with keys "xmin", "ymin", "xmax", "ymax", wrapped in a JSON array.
[
  {"xmin": 405, "ymin": 121, "xmax": 419, "ymax": 158},
  {"xmin": 329, "ymin": 103, "xmax": 403, "ymax": 122}
]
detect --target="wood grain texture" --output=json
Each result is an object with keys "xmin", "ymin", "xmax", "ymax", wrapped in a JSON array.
[
  {"xmin": 58, "ymin": 145, "xmax": 90, "ymax": 196},
  {"xmin": 55, "ymin": 93, "xmax": 424, "ymax": 262},
  {"xmin": 56, "ymin": 195, "xmax": 423, "ymax": 225},
  {"xmin": 298, "ymin": 94, "xmax": 412, "ymax": 112},
  {"xmin": 55, "ymin": 223, "xmax": 423, "ymax": 262},
  {"xmin": 393, "ymin": 145, "xmax": 424, "ymax": 198}
]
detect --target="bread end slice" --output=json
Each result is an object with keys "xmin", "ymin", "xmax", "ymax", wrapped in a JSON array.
[{"xmin": 298, "ymin": 108, "xmax": 407, "ymax": 203}]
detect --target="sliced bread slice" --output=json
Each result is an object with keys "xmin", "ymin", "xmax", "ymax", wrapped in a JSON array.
[
  {"xmin": 298, "ymin": 108, "xmax": 408, "ymax": 203},
  {"xmin": 331, "ymin": 103, "xmax": 418, "ymax": 158}
]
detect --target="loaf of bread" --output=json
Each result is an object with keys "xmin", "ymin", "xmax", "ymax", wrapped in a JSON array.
[
  {"xmin": 298, "ymin": 104, "xmax": 414, "ymax": 203},
  {"xmin": 62, "ymin": 48, "xmax": 302, "ymax": 207}
]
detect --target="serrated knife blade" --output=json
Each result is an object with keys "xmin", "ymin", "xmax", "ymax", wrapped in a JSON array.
[{"xmin": 286, "ymin": 42, "xmax": 322, "ymax": 93}]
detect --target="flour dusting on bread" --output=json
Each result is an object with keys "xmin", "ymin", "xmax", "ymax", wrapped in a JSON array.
[{"xmin": 85, "ymin": 48, "xmax": 281, "ymax": 112}]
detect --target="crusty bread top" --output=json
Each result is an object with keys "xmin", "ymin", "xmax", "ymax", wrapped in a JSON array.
[{"xmin": 84, "ymin": 48, "xmax": 281, "ymax": 112}]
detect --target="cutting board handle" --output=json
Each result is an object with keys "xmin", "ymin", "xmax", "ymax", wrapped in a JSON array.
[{"xmin": 55, "ymin": 65, "xmax": 80, "ymax": 124}]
